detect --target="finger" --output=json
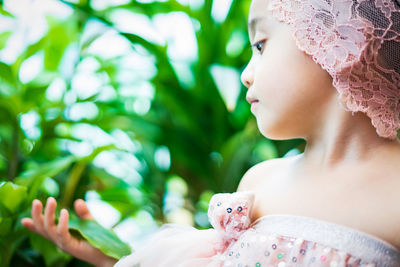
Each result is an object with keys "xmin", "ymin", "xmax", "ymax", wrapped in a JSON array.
[
  {"xmin": 21, "ymin": 217, "xmax": 37, "ymax": 233},
  {"xmin": 31, "ymin": 199, "xmax": 48, "ymax": 238},
  {"xmin": 57, "ymin": 208, "xmax": 71, "ymax": 251},
  {"xmin": 74, "ymin": 199, "xmax": 93, "ymax": 220},
  {"xmin": 44, "ymin": 197, "xmax": 58, "ymax": 241}
]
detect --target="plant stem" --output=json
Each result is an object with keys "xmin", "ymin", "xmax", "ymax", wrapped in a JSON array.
[
  {"xmin": 8, "ymin": 123, "xmax": 18, "ymax": 181},
  {"xmin": 62, "ymin": 162, "xmax": 86, "ymax": 208}
]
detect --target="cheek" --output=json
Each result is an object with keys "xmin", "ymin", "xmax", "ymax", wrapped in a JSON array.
[
  {"xmin": 252, "ymin": 31, "xmax": 334, "ymax": 137},
  {"xmin": 257, "ymin": 33, "xmax": 332, "ymax": 108}
]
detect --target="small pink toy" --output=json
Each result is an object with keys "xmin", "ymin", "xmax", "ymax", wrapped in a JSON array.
[{"xmin": 207, "ymin": 191, "xmax": 255, "ymax": 253}]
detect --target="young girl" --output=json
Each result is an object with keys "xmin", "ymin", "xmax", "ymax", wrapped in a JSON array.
[{"xmin": 22, "ymin": 0, "xmax": 400, "ymax": 266}]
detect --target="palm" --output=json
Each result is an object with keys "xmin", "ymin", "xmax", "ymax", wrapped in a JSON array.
[{"xmin": 21, "ymin": 198, "xmax": 118, "ymax": 267}]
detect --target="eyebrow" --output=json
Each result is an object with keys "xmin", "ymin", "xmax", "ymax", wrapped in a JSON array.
[{"xmin": 248, "ymin": 17, "xmax": 264, "ymax": 34}]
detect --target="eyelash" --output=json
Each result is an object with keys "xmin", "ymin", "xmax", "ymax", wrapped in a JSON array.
[{"xmin": 251, "ymin": 39, "xmax": 266, "ymax": 53}]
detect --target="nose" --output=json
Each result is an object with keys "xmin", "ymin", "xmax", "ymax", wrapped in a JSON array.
[{"xmin": 240, "ymin": 63, "xmax": 253, "ymax": 89}]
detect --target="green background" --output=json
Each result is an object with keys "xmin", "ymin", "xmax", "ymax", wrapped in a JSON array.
[{"xmin": 0, "ymin": 0, "xmax": 305, "ymax": 266}]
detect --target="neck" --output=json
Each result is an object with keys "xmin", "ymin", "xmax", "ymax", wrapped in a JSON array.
[{"xmin": 298, "ymin": 99, "xmax": 400, "ymax": 175}]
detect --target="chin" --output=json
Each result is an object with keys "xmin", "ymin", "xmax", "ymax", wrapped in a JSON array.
[
  {"xmin": 257, "ymin": 120, "xmax": 297, "ymax": 140},
  {"xmin": 261, "ymin": 131, "xmax": 290, "ymax": 140},
  {"xmin": 257, "ymin": 122, "xmax": 282, "ymax": 140}
]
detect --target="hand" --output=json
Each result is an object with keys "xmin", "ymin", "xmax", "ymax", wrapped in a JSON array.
[{"xmin": 21, "ymin": 197, "xmax": 118, "ymax": 267}]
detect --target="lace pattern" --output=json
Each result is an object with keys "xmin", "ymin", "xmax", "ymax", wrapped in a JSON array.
[
  {"xmin": 208, "ymin": 191, "xmax": 400, "ymax": 266},
  {"xmin": 114, "ymin": 191, "xmax": 400, "ymax": 266},
  {"xmin": 268, "ymin": 0, "xmax": 400, "ymax": 140}
]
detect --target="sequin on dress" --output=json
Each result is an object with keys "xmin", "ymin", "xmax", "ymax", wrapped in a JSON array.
[{"xmin": 114, "ymin": 191, "xmax": 400, "ymax": 267}]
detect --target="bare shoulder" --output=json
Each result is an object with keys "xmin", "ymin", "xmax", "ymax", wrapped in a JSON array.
[
  {"xmin": 237, "ymin": 153, "xmax": 302, "ymax": 192},
  {"xmin": 236, "ymin": 154, "xmax": 302, "ymax": 222},
  {"xmin": 236, "ymin": 159, "xmax": 279, "ymax": 192}
]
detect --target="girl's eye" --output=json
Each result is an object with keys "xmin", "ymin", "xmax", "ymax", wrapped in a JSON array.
[{"xmin": 251, "ymin": 40, "xmax": 266, "ymax": 53}]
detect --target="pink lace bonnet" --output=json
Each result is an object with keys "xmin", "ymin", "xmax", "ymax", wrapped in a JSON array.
[{"xmin": 267, "ymin": 0, "xmax": 400, "ymax": 140}]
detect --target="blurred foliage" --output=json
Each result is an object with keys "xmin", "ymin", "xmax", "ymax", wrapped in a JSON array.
[{"xmin": 0, "ymin": 0, "xmax": 305, "ymax": 266}]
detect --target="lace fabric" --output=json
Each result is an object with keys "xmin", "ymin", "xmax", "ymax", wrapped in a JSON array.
[
  {"xmin": 209, "ymin": 191, "xmax": 400, "ymax": 267},
  {"xmin": 114, "ymin": 190, "xmax": 400, "ymax": 266},
  {"xmin": 268, "ymin": 0, "xmax": 400, "ymax": 140}
]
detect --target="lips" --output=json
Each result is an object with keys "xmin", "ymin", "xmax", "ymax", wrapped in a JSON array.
[{"xmin": 246, "ymin": 94, "xmax": 259, "ymax": 104}]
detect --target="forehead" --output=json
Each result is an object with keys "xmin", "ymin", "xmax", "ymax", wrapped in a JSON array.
[
  {"xmin": 248, "ymin": 0, "xmax": 270, "ymax": 33},
  {"xmin": 249, "ymin": 0, "xmax": 269, "ymax": 15}
]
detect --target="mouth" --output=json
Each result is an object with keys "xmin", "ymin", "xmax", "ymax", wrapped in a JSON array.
[{"xmin": 246, "ymin": 95, "xmax": 259, "ymax": 105}]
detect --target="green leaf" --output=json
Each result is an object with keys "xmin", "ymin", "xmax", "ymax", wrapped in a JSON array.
[
  {"xmin": 0, "ymin": 6, "xmax": 14, "ymax": 17},
  {"xmin": 16, "ymin": 155, "xmax": 76, "ymax": 183},
  {"xmin": 0, "ymin": 182, "xmax": 28, "ymax": 214},
  {"xmin": 14, "ymin": 155, "xmax": 76, "ymax": 200},
  {"xmin": 68, "ymin": 215, "xmax": 131, "ymax": 260},
  {"xmin": 0, "ymin": 61, "xmax": 15, "ymax": 86},
  {"xmin": 0, "ymin": 31, "xmax": 11, "ymax": 50},
  {"xmin": 0, "ymin": 217, "xmax": 12, "ymax": 236}
]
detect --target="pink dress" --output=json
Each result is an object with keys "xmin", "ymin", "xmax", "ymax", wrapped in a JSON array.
[{"xmin": 114, "ymin": 191, "xmax": 400, "ymax": 267}]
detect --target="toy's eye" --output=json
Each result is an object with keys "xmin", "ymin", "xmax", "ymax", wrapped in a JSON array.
[
  {"xmin": 237, "ymin": 206, "xmax": 243, "ymax": 212},
  {"xmin": 226, "ymin": 207, "xmax": 232, "ymax": 213}
]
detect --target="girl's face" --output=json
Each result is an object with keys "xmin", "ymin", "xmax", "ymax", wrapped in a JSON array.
[{"xmin": 241, "ymin": 0, "xmax": 337, "ymax": 140}]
